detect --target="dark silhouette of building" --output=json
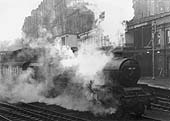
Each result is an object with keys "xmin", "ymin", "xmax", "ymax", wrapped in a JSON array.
[{"xmin": 125, "ymin": 0, "xmax": 170, "ymax": 78}]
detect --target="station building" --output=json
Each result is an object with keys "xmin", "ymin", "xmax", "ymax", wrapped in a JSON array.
[
  {"xmin": 125, "ymin": 0, "xmax": 170, "ymax": 78},
  {"xmin": 56, "ymin": 28, "xmax": 114, "ymax": 53}
]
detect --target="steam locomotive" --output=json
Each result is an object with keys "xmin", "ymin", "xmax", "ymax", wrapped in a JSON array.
[
  {"xmin": 96, "ymin": 56, "xmax": 153, "ymax": 117},
  {"xmin": 0, "ymin": 48, "xmax": 153, "ymax": 117}
]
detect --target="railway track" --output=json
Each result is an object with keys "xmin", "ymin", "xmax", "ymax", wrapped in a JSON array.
[
  {"xmin": 0, "ymin": 86, "xmax": 166, "ymax": 121},
  {"xmin": 0, "ymin": 101, "xmax": 159, "ymax": 121},
  {"xmin": 28, "ymin": 102, "xmax": 161, "ymax": 121},
  {"xmin": 127, "ymin": 113, "xmax": 161, "ymax": 121},
  {"xmin": 151, "ymin": 96, "xmax": 170, "ymax": 111},
  {"xmin": 148, "ymin": 86, "xmax": 170, "ymax": 112},
  {"xmin": 0, "ymin": 102, "xmax": 91, "ymax": 121},
  {"xmin": 17, "ymin": 102, "xmax": 91, "ymax": 121},
  {"xmin": 142, "ymin": 115, "xmax": 162, "ymax": 121},
  {"xmin": 0, "ymin": 114, "xmax": 13, "ymax": 121}
]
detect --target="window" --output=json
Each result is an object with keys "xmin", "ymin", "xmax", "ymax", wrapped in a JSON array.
[
  {"xmin": 156, "ymin": 32, "xmax": 161, "ymax": 45},
  {"xmin": 166, "ymin": 30, "xmax": 170, "ymax": 44},
  {"xmin": 61, "ymin": 36, "xmax": 66, "ymax": 45}
]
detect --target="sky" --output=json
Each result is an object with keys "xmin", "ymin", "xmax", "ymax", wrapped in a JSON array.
[
  {"xmin": 0, "ymin": 0, "xmax": 134, "ymax": 46},
  {"xmin": 85, "ymin": 0, "xmax": 134, "ymax": 45},
  {"xmin": 0, "ymin": 0, "xmax": 42, "ymax": 43}
]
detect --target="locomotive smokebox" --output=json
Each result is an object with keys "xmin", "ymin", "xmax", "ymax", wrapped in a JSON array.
[{"xmin": 103, "ymin": 58, "xmax": 141, "ymax": 87}]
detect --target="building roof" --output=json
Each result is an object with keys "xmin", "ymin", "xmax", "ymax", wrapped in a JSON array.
[{"xmin": 127, "ymin": 12, "xmax": 170, "ymax": 29}]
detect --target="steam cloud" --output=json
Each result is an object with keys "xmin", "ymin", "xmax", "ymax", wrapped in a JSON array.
[
  {"xmin": 0, "ymin": 35, "xmax": 116, "ymax": 114},
  {"xmin": 0, "ymin": 0, "xmax": 134, "ymax": 115}
]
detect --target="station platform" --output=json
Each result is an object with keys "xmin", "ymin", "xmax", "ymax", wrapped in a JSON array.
[{"xmin": 138, "ymin": 77, "xmax": 170, "ymax": 90}]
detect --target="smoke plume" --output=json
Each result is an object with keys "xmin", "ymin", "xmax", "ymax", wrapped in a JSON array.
[
  {"xmin": 0, "ymin": 30, "xmax": 117, "ymax": 114},
  {"xmin": 0, "ymin": 0, "xmax": 134, "ymax": 115}
]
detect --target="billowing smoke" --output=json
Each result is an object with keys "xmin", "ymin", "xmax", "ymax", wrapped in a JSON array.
[
  {"xmin": 0, "ymin": 0, "xmax": 134, "ymax": 115},
  {"xmin": 0, "ymin": 39, "xmax": 116, "ymax": 114},
  {"xmin": 61, "ymin": 44, "xmax": 112, "ymax": 85}
]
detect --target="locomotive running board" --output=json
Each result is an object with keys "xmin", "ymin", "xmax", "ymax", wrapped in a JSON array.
[{"xmin": 122, "ymin": 87, "xmax": 151, "ymax": 98}]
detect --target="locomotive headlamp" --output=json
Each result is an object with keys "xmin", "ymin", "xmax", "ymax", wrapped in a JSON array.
[{"xmin": 128, "ymin": 67, "xmax": 136, "ymax": 70}]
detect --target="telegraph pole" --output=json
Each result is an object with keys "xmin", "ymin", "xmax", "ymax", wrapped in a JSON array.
[{"xmin": 152, "ymin": 21, "xmax": 156, "ymax": 80}]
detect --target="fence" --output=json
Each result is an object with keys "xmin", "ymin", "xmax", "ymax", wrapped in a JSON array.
[{"xmin": 0, "ymin": 63, "xmax": 23, "ymax": 80}]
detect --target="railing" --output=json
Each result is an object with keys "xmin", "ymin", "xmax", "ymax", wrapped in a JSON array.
[{"xmin": 0, "ymin": 62, "xmax": 23, "ymax": 80}]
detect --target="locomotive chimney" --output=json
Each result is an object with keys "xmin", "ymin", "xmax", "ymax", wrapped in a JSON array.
[{"xmin": 111, "ymin": 48, "xmax": 123, "ymax": 58}]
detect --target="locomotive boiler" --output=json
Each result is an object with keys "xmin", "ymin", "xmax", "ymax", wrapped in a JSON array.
[
  {"xmin": 98, "ymin": 57, "xmax": 153, "ymax": 117},
  {"xmin": 103, "ymin": 57, "xmax": 141, "ymax": 87}
]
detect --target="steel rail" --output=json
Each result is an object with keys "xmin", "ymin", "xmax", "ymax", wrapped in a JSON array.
[
  {"xmin": 0, "ymin": 102, "xmax": 62, "ymax": 121},
  {"xmin": 0, "ymin": 102, "xmax": 91, "ymax": 121},
  {"xmin": 0, "ymin": 114, "xmax": 13, "ymax": 121},
  {"xmin": 142, "ymin": 115, "xmax": 162, "ymax": 121},
  {"xmin": 0, "ymin": 107, "xmax": 39, "ymax": 121},
  {"xmin": 18, "ymin": 102, "xmax": 91, "ymax": 121},
  {"xmin": 147, "ymin": 86, "xmax": 170, "ymax": 112},
  {"xmin": 0, "ymin": 101, "xmax": 161, "ymax": 121},
  {"xmin": 22, "ymin": 103, "xmax": 162, "ymax": 121}
]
